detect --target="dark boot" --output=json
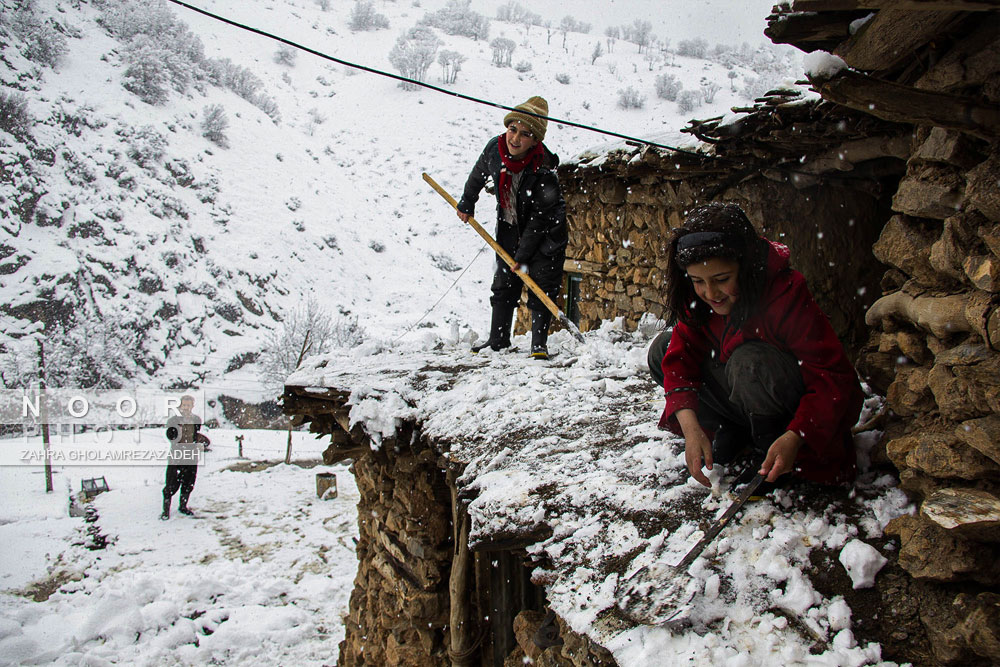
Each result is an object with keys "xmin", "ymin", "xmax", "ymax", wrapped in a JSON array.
[
  {"xmin": 472, "ymin": 305, "xmax": 515, "ymax": 352},
  {"xmin": 160, "ymin": 496, "xmax": 170, "ymax": 520},
  {"xmin": 530, "ymin": 310, "xmax": 552, "ymax": 359},
  {"xmin": 178, "ymin": 490, "xmax": 193, "ymax": 516}
]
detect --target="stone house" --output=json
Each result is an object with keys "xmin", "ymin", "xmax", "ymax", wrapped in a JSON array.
[{"xmin": 284, "ymin": 2, "xmax": 1000, "ymax": 665}]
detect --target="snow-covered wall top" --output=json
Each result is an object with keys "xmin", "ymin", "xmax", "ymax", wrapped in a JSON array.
[{"xmin": 286, "ymin": 321, "xmax": 911, "ymax": 665}]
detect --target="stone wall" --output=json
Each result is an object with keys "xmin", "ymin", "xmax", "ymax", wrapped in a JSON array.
[
  {"xmin": 555, "ymin": 148, "xmax": 894, "ymax": 357},
  {"xmin": 338, "ymin": 432, "xmax": 454, "ymax": 666},
  {"xmin": 861, "ymin": 136, "xmax": 1000, "ymax": 665}
]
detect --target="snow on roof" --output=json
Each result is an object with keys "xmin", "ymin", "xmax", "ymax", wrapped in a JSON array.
[{"xmin": 285, "ymin": 321, "xmax": 911, "ymax": 664}]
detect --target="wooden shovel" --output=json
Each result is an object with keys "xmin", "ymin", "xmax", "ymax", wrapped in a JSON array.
[
  {"xmin": 422, "ymin": 172, "xmax": 585, "ymax": 343},
  {"xmin": 617, "ymin": 473, "xmax": 765, "ymax": 625}
]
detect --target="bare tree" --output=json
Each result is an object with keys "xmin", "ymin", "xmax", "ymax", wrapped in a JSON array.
[
  {"xmin": 632, "ymin": 19, "xmax": 653, "ymax": 54},
  {"xmin": 258, "ymin": 300, "xmax": 363, "ymax": 393},
  {"xmin": 490, "ymin": 37, "xmax": 516, "ymax": 67},
  {"xmin": 438, "ymin": 49, "xmax": 466, "ymax": 83},
  {"xmin": 701, "ymin": 80, "xmax": 722, "ymax": 104},
  {"xmin": 604, "ymin": 25, "xmax": 618, "ymax": 53}
]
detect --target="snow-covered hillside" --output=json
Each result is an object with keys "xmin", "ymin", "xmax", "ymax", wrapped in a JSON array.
[{"xmin": 0, "ymin": 0, "xmax": 798, "ymax": 409}]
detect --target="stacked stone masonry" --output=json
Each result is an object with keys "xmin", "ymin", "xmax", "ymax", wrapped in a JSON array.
[{"xmin": 337, "ymin": 434, "xmax": 454, "ymax": 666}]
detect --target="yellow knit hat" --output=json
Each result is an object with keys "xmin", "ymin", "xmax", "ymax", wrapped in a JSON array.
[{"xmin": 503, "ymin": 96, "xmax": 549, "ymax": 141}]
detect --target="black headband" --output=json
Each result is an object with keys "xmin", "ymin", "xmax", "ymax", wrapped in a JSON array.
[{"xmin": 676, "ymin": 231, "xmax": 744, "ymax": 251}]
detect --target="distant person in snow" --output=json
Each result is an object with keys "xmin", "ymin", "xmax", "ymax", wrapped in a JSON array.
[
  {"xmin": 652, "ymin": 203, "xmax": 862, "ymax": 495},
  {"xmin": 456, "ymin": 95, "xmax": 568, "ymax": 360},
  {"xmin": 160, "ymin": 394, "xmax": 210, "ymax": 520}
]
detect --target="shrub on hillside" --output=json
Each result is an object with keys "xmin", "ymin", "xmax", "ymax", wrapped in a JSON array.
[
  {"xmin": 273, "ymin": 45, "xmax": 298, "ymax": 67},
  {"xmin": 617, "ymin": 86, "xmax": 645, "ymax": 109},
  {"xmin": 514, "ymin": 60, "xmax": 532, "ymax": 73},
  {"xmin": 259, "ymin": 302, "xmax": 365, "ymax": 392},
  {"xmin": 388, "ymin": 26, "xmax": 441, "ymax": 90},
  {"xmin": 5, "ymin": 4, "xmax": 69, "ymax": 69},
  {"xmin": 201, "ymin": 104, "xmax": 229, "ymax": 148},
  {"xmin": 0, "ymin": 89, "xmax": 32, "ymax": 139},
  {"xmin": 252, "ymin": 93, "xmax": 281, "ymax": 124},
  {"xmin": 654, "ymin": 73, "xmax": 683, "ymax": 101},
  {"xmin": 496, "ymin": 1, "xmax": 541, "ymax": 26},
  {"xmin": 677, "ymin": 89, "xmax": 701, "ymax": 113},
  {"xmin": 555, "ymin": 73, "xmax": 570, "ymax": 85},
  {"xmin": 350, "ymin": 1, "xmax": 390, "ymax": 31},
  {"xmin": 676, "ymin": 37, "xmax": 709, "ymax": 59},
  {"xmin": 122, "ymin": 36, "xmax": 170, "ymax": 104},
  {"xmin": 420, "ymin": 0, "xmax": 488, "ymax": 40},
  {"xmin": 121, "ymin": 124, "xmax": 168, "ymax": 168}
]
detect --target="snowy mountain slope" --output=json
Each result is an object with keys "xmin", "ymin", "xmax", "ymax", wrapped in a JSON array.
[{"xmin": 0, "ymin": 0, "xmax": 798, "ymax": 405}]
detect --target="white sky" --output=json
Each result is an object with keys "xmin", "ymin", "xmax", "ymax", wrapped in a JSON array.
[{"xmin": 464, "ymin": 0, "xmax": 780, "ymax": 46}]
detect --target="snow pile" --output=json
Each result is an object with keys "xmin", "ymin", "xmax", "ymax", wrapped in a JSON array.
[
  {"xmin": 289, "ymin": 322, "xmax": 913, "ymax": 665},
  {"xmin": 839, "ymin": 539, "xmax": 889, "ymax": 590},
  {"xmin": 803, "ymin": 51, "xmax": 848, "ymax": 80}
]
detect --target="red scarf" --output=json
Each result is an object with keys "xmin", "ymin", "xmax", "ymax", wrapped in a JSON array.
[{"xmin": 498, "ymin": 134, "xmax": 544, "ymax": 211}]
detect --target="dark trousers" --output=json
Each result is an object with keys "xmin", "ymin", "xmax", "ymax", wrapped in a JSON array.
[
  {"xmin": 163, "ymin": 464, "xmax": 197, "ymax": 508},
  {"xmin": 490, "ymin": 254, "xmax": 563, "ymax": 313},
  {"xmin": 697, "ymin": 342, "xmax": 806, "ymax": 449},
  {"xmin": 649, "ymin": 333, "xmax": 806, "ymax": 451}
]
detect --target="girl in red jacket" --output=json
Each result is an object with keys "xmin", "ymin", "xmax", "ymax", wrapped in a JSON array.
[{"xmin": 653, "ymin": 203, "xmax": 862, "ymax": 490}]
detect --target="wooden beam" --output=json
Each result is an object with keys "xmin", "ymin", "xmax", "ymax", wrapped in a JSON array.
[
  {"xmin": 792, "ymin": 0, "xmax": 1000, "ymax": 10},
  {"xmin": 448, "ymin": 481, "xmax": 477, "ymax": 666},
  {"xmin": 836, "ymin": 9, "xmax": 959, "ymax": 72},
  {"xmin": 765, "ymin": 10, "xmax": 860, "ymax": 49},
  {"xmin": 815, "ymin": 70, "xmax": 1000, "ymax": 138}
]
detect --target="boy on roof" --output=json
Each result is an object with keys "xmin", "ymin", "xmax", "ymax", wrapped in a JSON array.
[{"xmin": 456, "ymin": 96, "xmax": 568, "ymax": 360}]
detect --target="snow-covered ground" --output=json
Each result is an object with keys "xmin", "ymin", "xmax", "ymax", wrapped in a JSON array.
[{"xmin": 0, "ymin": 430, "xmax": 358, "ymax": 666}]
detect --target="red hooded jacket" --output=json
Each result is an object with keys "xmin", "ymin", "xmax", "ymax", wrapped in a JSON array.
[{"xmin": 658, "ymin": 241, "xmax": 862, "ymax": 484}]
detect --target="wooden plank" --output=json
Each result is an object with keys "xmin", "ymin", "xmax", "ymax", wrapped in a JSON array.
[
  {"xmin": 765, "ymin": 10, "xmax": 861, "ymax": 50},
  {"xmin": 793, "ymin": 0, "xmax": 1000, "ymax": 10},
  {"xmin": 837, "ymin": 9, "xmax": 959, "ymax": 72},
  {"xmin": 448, "ymin": 483, "xmax": 477, "ymax": 666},
  {"xmin": 816, "ymin": 70, "xmax": 1000, "ymax": 137},
  {"xmin": 563, "ymin": 257, "xmax": 605, "ymax": 276}
]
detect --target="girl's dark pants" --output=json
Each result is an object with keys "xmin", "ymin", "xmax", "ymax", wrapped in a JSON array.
[{"xmin": 648, "ymin": 332, "xmax": 806, "ymax": 460}]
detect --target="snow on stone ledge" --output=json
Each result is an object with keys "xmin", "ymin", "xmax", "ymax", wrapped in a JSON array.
[{"xmin": 803, "ymin": 51, "xmax": 848, "ymax": 80}]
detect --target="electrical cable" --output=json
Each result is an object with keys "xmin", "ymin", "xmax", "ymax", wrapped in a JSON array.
[
  {"xmin": 164, "ymin": 0, "xmax": 722, "ymax": 160},
  {"xmin": 393, "ymin": 243, "xmax": 488, "ymax": 344}
]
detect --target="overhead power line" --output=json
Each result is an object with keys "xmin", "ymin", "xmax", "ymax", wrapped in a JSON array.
[{"xmin": 164, "ymin": 0, "xmax": 717, "ymax": 159}]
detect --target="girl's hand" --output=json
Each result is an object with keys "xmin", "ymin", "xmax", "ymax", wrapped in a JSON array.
[
  {"xmin": 758, "ymin": 431, "xmax": 804, "ymax": 482},
  {"xmin": 676, "ymin": 408, "xmax": 713, "ymax": 487},
  {"xmin": 456, "ymin": 211, "xmax": 470, "ymax": 222}
]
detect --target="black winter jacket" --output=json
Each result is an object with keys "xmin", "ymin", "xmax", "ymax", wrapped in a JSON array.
[{"xmin": 456, "ymin": 136, "xmax": 568, "ymax": 264}]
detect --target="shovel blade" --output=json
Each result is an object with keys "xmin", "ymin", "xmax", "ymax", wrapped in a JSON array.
[{"xmin": 616, "ymin": 562, "xmax": 698, "ymax": 626}]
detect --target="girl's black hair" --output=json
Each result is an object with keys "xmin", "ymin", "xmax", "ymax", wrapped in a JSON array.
[{"xmin": 664, "ymin": 202, "xmax": 771, "ymax": 329}]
